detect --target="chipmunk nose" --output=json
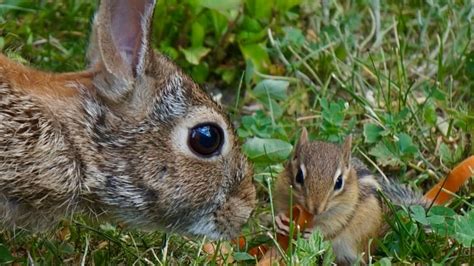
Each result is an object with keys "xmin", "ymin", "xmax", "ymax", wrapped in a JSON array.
[
  {"xmin": 316, "ymin": 204, "xmax": 326, "ymax": 215},
  {"xmin": 308, "ymin": 198, "xmax": 328, "ymax": 215},
  {"xmin": 305, "ymin": 200, "xmax": 318, "ymax": 215}
]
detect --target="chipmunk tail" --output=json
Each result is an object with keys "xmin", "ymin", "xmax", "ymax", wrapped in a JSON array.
[
  {"xmin": 378, "ymin": 155, "xmax": 473, "ymax": 207},
  {"xmin": 379, "ymin": 180, "xmax": 429, "ymax": 208}
]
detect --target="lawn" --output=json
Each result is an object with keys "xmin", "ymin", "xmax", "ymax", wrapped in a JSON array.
[{"xmin": 0, "ymin": 0, "xmax": 473, "ymax": 264}]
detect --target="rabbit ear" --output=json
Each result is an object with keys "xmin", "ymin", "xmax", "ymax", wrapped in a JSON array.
[{"xmin": 88, "ymin": 0, "xmax": 156, "ymax": 101}]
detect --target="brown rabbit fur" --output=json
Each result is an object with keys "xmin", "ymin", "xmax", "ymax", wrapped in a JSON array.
[{"xmin": 0, "ymin": 0, "xmax": 255, "ymax": 239}]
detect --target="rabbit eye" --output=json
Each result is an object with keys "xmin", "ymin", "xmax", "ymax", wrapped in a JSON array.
[
  {"xmin": 334, "ymin": 174, "xmax": 344, "ymax": 191},
  {"xmin": 188, "ymin": 123, "xmax": 224, "ymax": 157}
]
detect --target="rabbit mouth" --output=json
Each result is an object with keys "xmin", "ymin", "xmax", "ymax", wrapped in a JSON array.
[
  {"xmin": 183, "ymin": 189, "xmax": 255, "ymax": 240},
  {"xmin": 184, "ymin": 208, "xmax": 252, "ymax": 240},
  {"xmin": 185, "ymin": 215, "xmax": 222, "ymax": 239}
]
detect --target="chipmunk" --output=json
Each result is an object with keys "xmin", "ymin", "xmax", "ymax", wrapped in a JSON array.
[{"xmin": 274, "ymin": 128, "xmax": 427, "ymax": 265}]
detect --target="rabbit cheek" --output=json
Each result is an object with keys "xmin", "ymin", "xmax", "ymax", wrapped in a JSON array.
[
  {"xmin": 179, "ymin": 152, "xmax": 255, "ymax": 239},
  {"xmin": 185, "ymin": 179, "xmax": 255, "ymax": 240},
  {"xmin": 209, "ymin": 156, "xmax": 256, "ymax": 239}
]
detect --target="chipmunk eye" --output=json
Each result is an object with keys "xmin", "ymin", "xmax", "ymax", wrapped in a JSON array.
[
  {"xmin": 334, "ymin": 174, "xmax": 344, "ymax": 191},
  {"xmin": 188, "ymin": 123, "xmax": 224, "ymax": 157},
  {"xmin": 295, "ymin": 168, "xmax": 304, "ymax": 185}
]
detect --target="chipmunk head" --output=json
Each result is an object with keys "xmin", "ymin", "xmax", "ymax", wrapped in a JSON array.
[{"xmin": 288, "ymin": 128, "xmax": 357, "ymax": 216}]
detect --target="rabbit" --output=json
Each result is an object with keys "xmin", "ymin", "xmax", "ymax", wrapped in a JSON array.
[{"xmin": 0, "ymin": 0, "xmax": 256, "ymax": 240}]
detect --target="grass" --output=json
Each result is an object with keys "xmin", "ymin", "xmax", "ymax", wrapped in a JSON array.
[{"xmin": 1, "ymin": 0, "xmax": 473, "ymax": 265}]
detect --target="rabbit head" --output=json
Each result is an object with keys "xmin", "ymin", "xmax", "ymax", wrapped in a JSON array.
[{"xmin": 82, "ymin": 0, "xmax": 255, "ymax": 239}]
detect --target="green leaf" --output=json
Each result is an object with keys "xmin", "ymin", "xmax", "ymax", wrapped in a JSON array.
[
  {"xmin": 397, "ymin": 133, "xmax": 418, "ymax": 155},
  {"xmin": 241, "ymin": 115, "xmax": 256, "ymax": 129},
  {"xmin": 216, "ymin": 66, "xmax": 237, "ymax": 84},
  {"xmin": 430, "ymin": 87, "xmax": 446, "ymax": 101},
  {"xmin": 423, "ymin": 102, "xmax": 437, "ymax": 125},
  {"xmin": 369, "ymin": 142, "xmax": 401, "ymax": 167},
  {"xmin": 239, "ymin": 16, "xmax": 264, "ymax": 33},
  {"xmin": 374, "ymin": 257, "xmax": 392, "ymax": 266},
  {"xmin": 198, "ymin": 0, "xmax": 241, "ymax": 12},
  {"xmin": 438, "ymin": 143, "xmax": 463, "ymax": 165},
  {"xmin": 295, "ymin": 229, "xmax": 335, "ymax": 264},
  {"xmin": 282, "ymin": 27, "xmax": 305, "ymax": 47},
  {"xmin": 431, "ymin": 217, "xmax": 456, "ymax": 236},
  {"xmin": 209, "ymin": 9, "xmax": 232, "ymax": 34},
  {"xmin": 253, "ymin": 79, "xmax": 289, "ymax": 101},
  {"xmin": 438, "ymin": 143, "xmax": 451, "ymax": 161},
  {"xmin": 363, "ymin": 123, "xmax": 383, "ymax": 144},
  {"xmin": 428, "ymin": 206, "xmax": 457, "ymax": 217},
  {"xmin": 243, "ymin": 137, "xmax": 293, "ymax": 163},
  {"xmin": 252, "ymin": 80, "xmax": 287, "ymax": 118},
  {"xmin": 191, "ymin": 63, "xmax": 209, "ymax": 83},
  {"xmin": 246, "ymin": 0, "xmax": 272, "ymax": 19},
  {"xmin": 59, "ymin": 243, "xmax": 75, "ymax": 254},
  {"xmin": 0, "ymin": 244, "xmax": 14, "ymax": 264},
  {"xmin": 318, "ymin": 98, "xmax": 354, "ymax": 142},
  {"xmin": 410, "ymin": 205, "xmax": 429, "ymax": 225},
  {"xmin": 427, "ymin": 215, "xmax": 445, "ymax": 225},
  {"xmin": 275, "ymin": 0, "xmax": 301, "ymax": 11},
  {"xmin": 180, "ymin": 46, "xmax": 211, "ymax": 65},
  {"xmin": 239, "ymin": 43, "xmax": 270, "ymax": 73},
  {"xmin": 245, "ymin": 59, "xmax": 255, "ymax": 85},
  {"xmin": 160, "ymin": 45, "xmax": 179, "ymax": 60},
  {"xmin": 454, "ymin": 209, "xmax": 474, "ymax": 247},
  {"xmin": 233, "ymin": 252, "xmax": 255, "ymax": 261},
  {"xmin": 191, "ymin": 22, "xmax": 206, "ymax": 47},
  {"xmin": 261, "ymin": 98, "xmax": 284, "ymax": 119}
]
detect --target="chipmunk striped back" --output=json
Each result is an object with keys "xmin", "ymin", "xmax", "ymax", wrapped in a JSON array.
[{"xmin": 351, "ymin": 157, "xmax": 429, "ymax": 209}]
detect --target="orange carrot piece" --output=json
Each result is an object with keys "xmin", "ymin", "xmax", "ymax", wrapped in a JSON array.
[
  {"xmin": 232, "ymin": 236, "xmax": 268, "ymax": 257},
  {"xmin": 424, "ymin": 155, "xmax": 474, "ymax": 205},
  {"xmin": 248, "ymin": 245, "xmax": 268, "ymax": 257},
  {"xmin": 276, "ymin": 204, "xmax": 314, "ymax": 250},
  {"xmin": 233, "ymin": 236, "xmax": 246, "ymax": 250},
  {"xmin": 256, "ymin": 204, "xmax": 314, "ymax": 265}
]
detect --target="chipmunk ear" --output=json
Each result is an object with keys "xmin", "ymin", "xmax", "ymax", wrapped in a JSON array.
[
  {"xmin": 294, "ymin": 127, "xmax": 309, "ymax": 157},
  {"xmin": 342, "ymin": 135, "xmax": 352, "ymax": 167},
  {"xmin": 88, "ymin": 0, "xmax": 156, "ymax": 102}
]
